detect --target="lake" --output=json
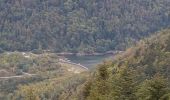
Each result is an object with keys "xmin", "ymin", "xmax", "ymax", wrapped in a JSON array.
[{"xmin": 65, "ymin": 54, "xmax": 114, "ymax": 69}]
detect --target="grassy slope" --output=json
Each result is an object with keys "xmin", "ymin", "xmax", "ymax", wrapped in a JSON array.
[{"xmin": 0, "ymin": 52, "xmax": 88, "ymax": 100}]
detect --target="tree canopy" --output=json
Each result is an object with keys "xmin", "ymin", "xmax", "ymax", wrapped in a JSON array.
[
  {"xmin": 0, "ymin": 0, "xmax": 170, "ymax": 52},
  {"xmin": 83, "ymin": 29, "xmax": 170, "ymax": 100}
]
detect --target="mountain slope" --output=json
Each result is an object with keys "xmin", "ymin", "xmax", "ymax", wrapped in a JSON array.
[
  {"xmin": 0, "ymin": 0, "xmax": 170, "ymax": 52},
  {"xmin": 81, "ymin": 29, "xmax": 170, "ymax": 100},
  {"xmin": 0, "ymin": 52, "xmax": 88, "ymax": 100}
]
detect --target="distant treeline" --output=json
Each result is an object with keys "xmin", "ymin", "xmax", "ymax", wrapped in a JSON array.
[{"xmin": 0, "ymin": 0, "xmax": 170, "ymax": 52}]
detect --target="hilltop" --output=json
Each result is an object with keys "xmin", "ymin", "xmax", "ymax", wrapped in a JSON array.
[{"xmin": 81, "ymin": 29, "xmax": 170, "ymax": 100}]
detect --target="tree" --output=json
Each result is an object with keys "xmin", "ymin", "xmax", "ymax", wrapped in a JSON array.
[
  {"xmin": 136, "ymin": 74, "xmax": 170, "ymax": 100},
  {"xmin": 18, "ymin": 86, "xmax": 40, "ymax": 100},
  {"xmin": 111, "ymin": 66, "xmax": 138, "ymax": 100},
  {"xmin": 85, "ymin": 64, "xmax": 111, "ymax": 100}
]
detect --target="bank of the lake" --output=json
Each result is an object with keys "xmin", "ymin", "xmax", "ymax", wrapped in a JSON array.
[
  {"xmin": 56, "ymin": 50, "xmax": 122, "ymax": 56},
  {"xmin": 64, "ymin": 54, "xmax": 114, "ymax": 69}
]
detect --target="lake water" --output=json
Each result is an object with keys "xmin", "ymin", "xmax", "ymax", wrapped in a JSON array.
[{"xmin": 65, "ymin": 54, "xmax": 114, "ymax": 69}]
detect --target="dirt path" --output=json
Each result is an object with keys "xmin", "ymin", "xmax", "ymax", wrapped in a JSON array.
[{"xmin": 0, "ymin": 70, "xmax": 36, "ymax": 79}]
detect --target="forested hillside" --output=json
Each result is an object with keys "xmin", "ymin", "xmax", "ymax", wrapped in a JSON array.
[
  {"xmin": 0, "ymin": 52, "xmax": 88, "ymax": 99},
  {"xmin": 0, "ymin": 0, "xmax": 170, "ymax": 52},
  {"xmin": 81, "ymin": 29, "xmax": 170, "ymax": 100}
]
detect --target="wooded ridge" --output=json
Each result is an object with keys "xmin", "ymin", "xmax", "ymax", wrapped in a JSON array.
[{"xmin": 0, "ymin": 0, "xmax": 170, "ymax": 53}]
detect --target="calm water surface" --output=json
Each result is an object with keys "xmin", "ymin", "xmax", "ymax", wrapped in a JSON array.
[{"xmin": 65, "ymin": 54, "xmax": 114, "ymax": 69}]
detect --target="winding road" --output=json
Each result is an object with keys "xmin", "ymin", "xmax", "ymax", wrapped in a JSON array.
[{"xmin": 0, "ymin": 70, "xmax": 36, "ymax": 79}]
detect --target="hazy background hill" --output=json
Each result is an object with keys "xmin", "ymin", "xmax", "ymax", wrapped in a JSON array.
[{"xmin": 0, "ymin": 0, "xmax": 170, "ymax": 52}]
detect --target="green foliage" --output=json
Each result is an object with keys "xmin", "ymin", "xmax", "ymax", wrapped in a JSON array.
[
  {"xmin": 136, "ymin": 75, "xmax": 170, "ymax": 100},
  {"xmin": 84, "ymin": 64, "xmax": 112, "ymax": 100},
  {"xmin": 82, "ymin": 29, "xmax": 170, "ymax": 100},
  {"xmin": 0, "ymin": 0, "xmax": 170, "ymax": 52},
  {"xmin": 0, "ymin": 52, "xmax": 88, "ymax": 100},
  {"xmin": 111, "ymin": 66, "xmax": 137, "ymax": 100},
  {"xmin": 97, "ymin": 64, "xmax": 109, "ymax": 80},
  {"xmin": 13, "ymin": 74, "xmax": 87, "ymax": 100}
]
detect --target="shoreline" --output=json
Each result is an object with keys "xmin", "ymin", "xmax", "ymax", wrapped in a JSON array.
[
  {"xmin": 0, "ymin": 50, "xmax": 123, "ymax": 56},
  {"xmin": 56, "ymin": 51, "xmax": 123, "ymax": 56}
]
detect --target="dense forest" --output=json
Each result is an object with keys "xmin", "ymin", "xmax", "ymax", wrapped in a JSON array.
[
  {"xmin": 81, "ymin": 29, "xmax": 170, "ymax": 100},
  {"xmin": 1, "ymin": 29, "xmax": 169, "ymax": 100},
  {"xmin": 0, "ymin": 0, "xmax": 170, "ymax": 53},
  {"xmin": 0, "ymin": 0, "xmax": 170, "ymax": 100}
]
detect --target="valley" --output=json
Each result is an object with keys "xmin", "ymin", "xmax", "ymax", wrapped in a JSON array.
[{"xmin": 0, "ymin": 0, "xmax": 170, "ymax": 100}]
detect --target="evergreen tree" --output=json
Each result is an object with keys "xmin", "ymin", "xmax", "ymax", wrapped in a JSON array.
[
  {"xmin": 111, "ymin": 66, "xmax": 137, "ymax": 100},
  {"xmin": 136, "ymin": 74, "xmax": 170, "ymax": 100},
  {"xmin": 86, "ymin": 64, "xmax": 111, "ymax": 100}
]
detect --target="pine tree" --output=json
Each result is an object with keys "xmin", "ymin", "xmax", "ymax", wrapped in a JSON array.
[
  {"xmin": 136, "ymin": 74, "xmax": 170, "ymax": 100},
  {"xmin": 86, "ymin": 64, "xmax": 111, "ymax": 100},
  {"xmin": 112, "ymin": 66, "xmax": 138, "ymax": 100}
]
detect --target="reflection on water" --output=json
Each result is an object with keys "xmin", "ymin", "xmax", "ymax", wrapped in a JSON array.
[{"xmin": 65, "ymin": 54, "xmax": 114, "ymax": 69}]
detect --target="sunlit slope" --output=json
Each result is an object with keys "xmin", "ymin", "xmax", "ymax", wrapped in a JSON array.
[
  {"xmin": 81, "ymin": 29, "xmax": 170, "ymax": 100},
  {"xmin": 0, "ymin": 52, "xmax": 88, "ymax": 100}
]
